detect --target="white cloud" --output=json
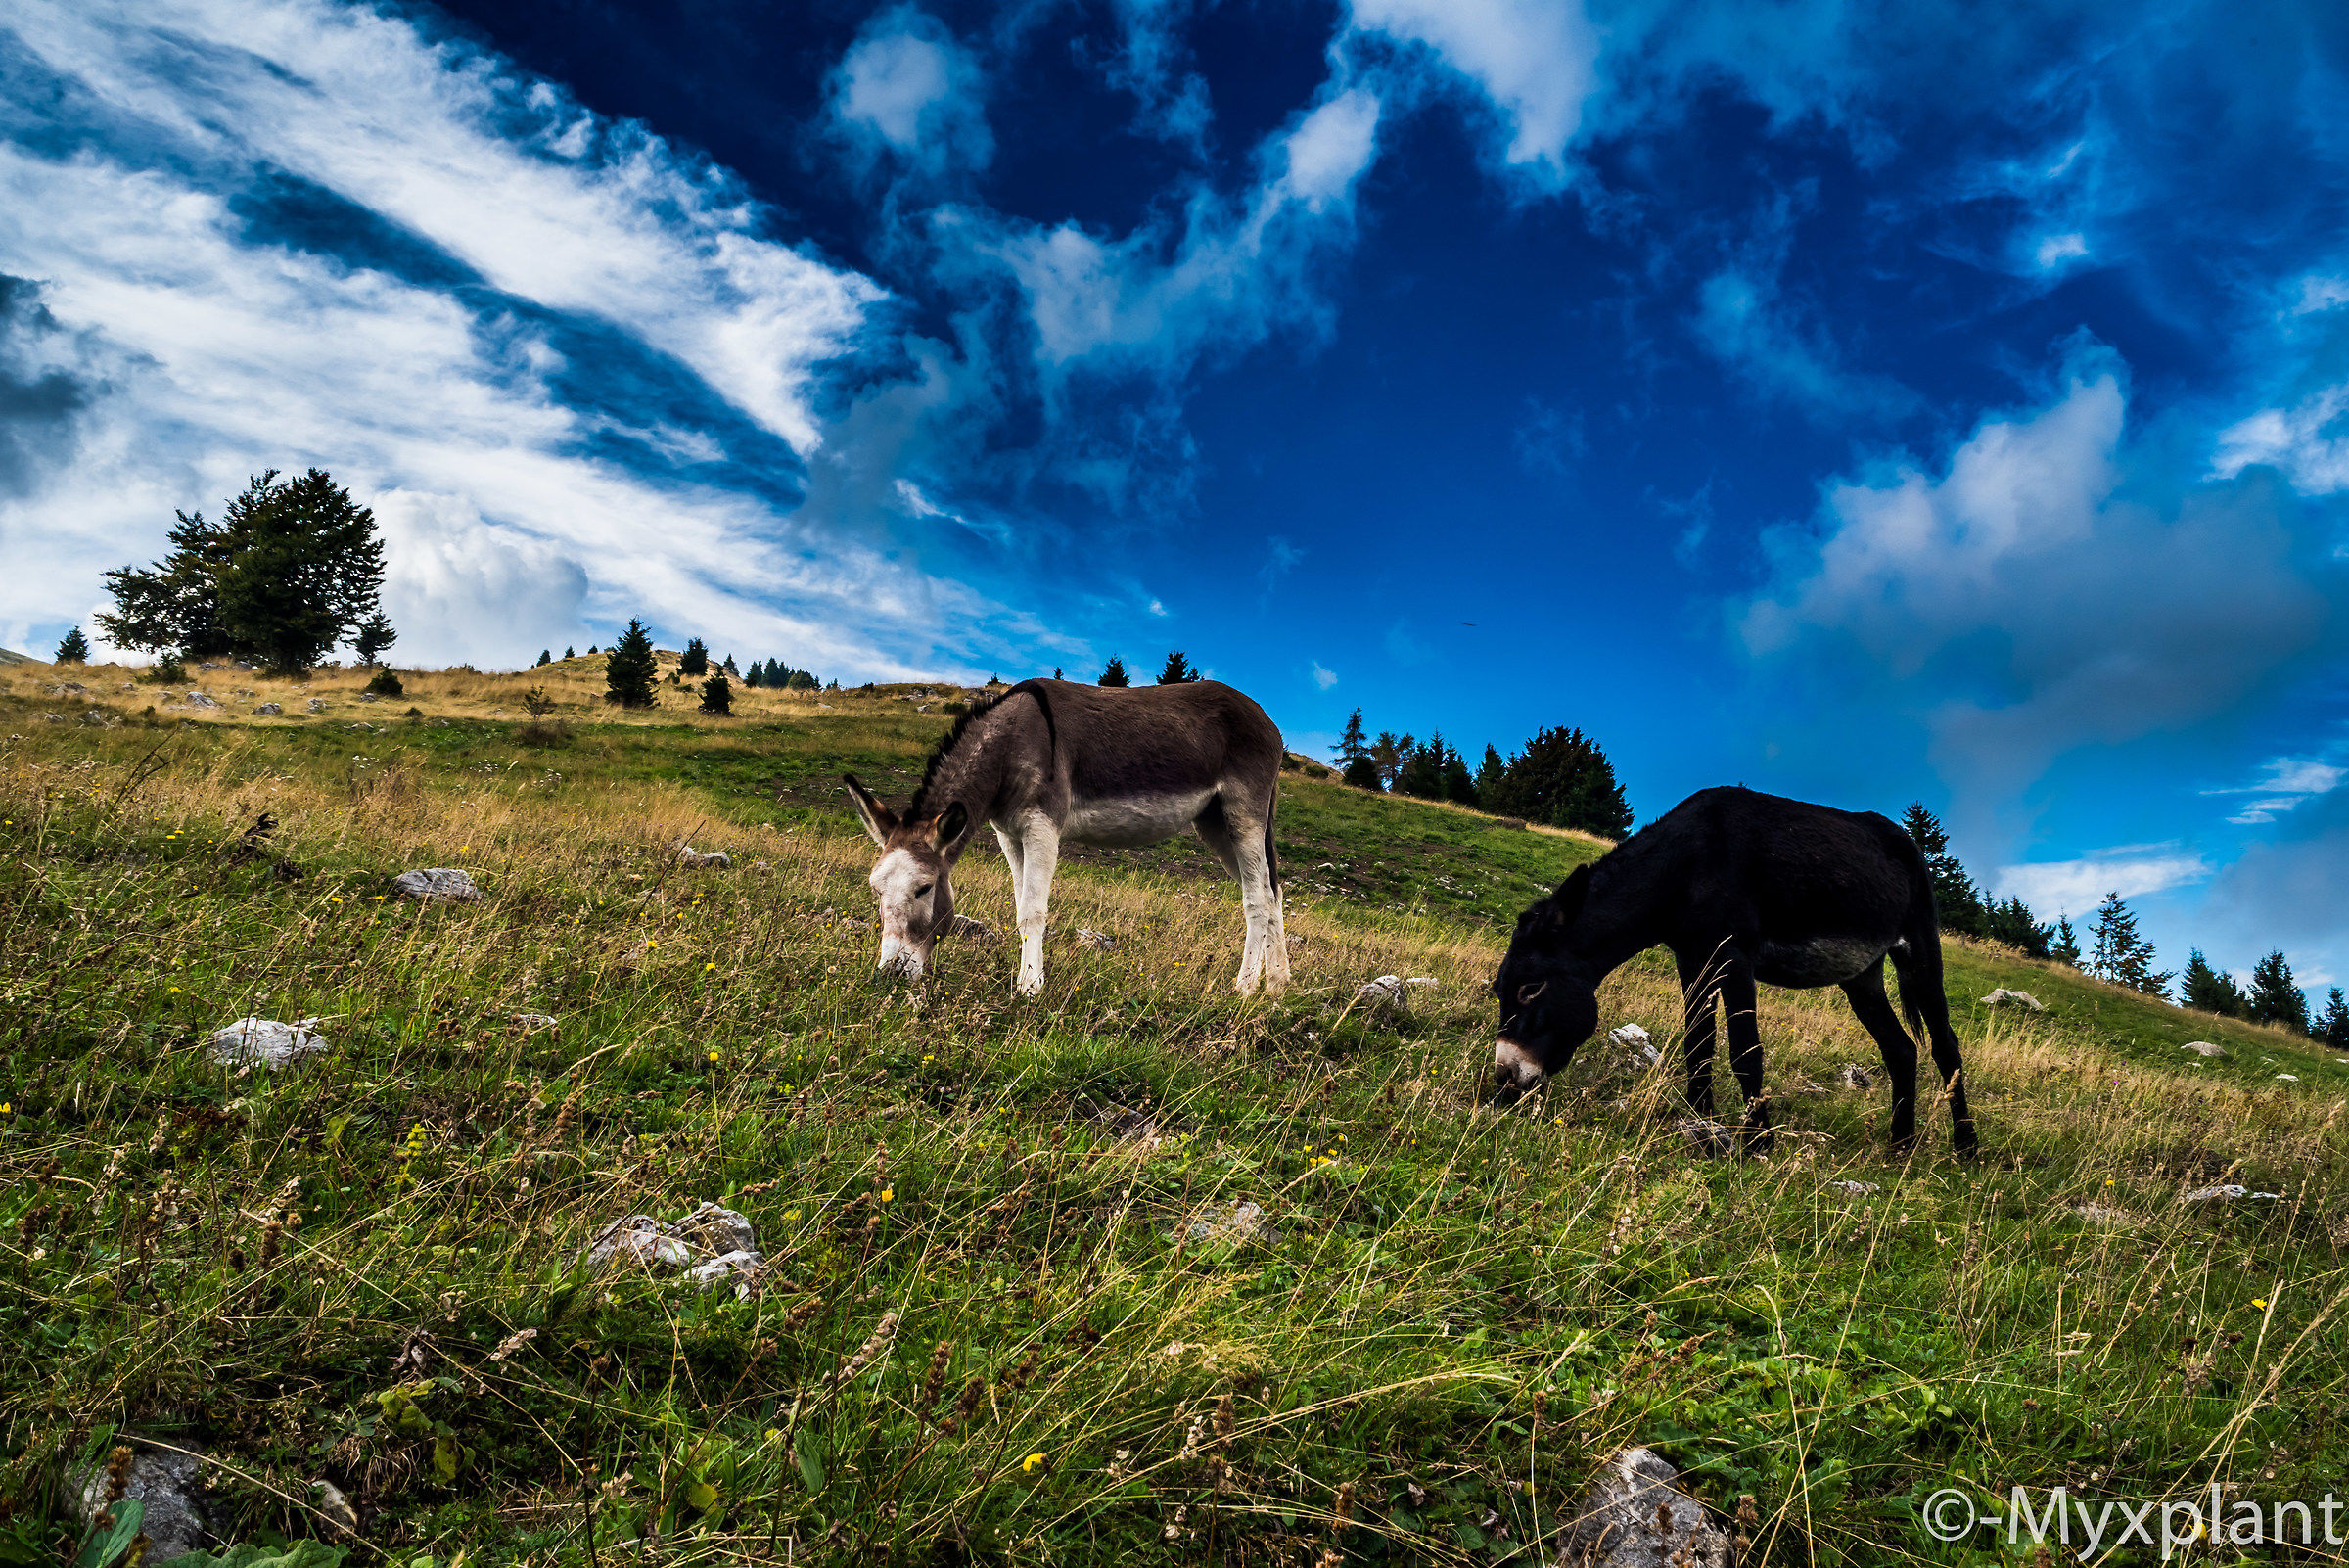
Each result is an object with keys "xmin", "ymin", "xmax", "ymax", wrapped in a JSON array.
[
  {"xmin": 1311, "ymin": 661, "xmax": 1338, "ymax": 689},
  {"xmin": 1740, "ymin": 353, "xmax": 2338, "ymax": 796},
  {"xmin": 1347, "ymin": 0, "xmax": 1597, "ymax": 188},
  {"xmin": 984, "ymin": 86, "xmax": 1381, "ymax": 382},
  {"xmin": 2214, "ymin": 384, "xmax": 2349, "ymax": 494},
  {"xmin": 0, "ymin": 0, "xmax": 1052, "ymax": 679},
  {"xmin": 2034, "ymin": 232, "xmax": 2090, "ymax": 271},
  {"xmin": 7, "ymin": 0, "xmax": 881, "ymax": 456},
  {"xmin": 2203, "ymin": 753, "xmax": 2347, "ymax": 825},
  {"xmin": 829, "ymin": 8, "xmax": 992, "ymax": 179},
  {"xmin": 1995, "ymin": 846, "xmax": 2211, "ymax": 916}
]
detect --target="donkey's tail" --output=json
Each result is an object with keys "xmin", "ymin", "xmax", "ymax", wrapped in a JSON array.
[{"xmin": 1895, "ymin": 853, "xmax": 1945, "ymax": 1038}]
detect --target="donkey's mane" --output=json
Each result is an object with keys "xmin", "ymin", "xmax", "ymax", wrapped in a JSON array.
[{"xmin": 905, "ymin": 680, "xmax": 1055, "ymax": 820}]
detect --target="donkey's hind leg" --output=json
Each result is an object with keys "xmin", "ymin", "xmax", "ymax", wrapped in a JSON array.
[
  {"xmin": 1194, "ymin": 800, "xmax": 1278, "ymax": 995},
  {"xmin": 1841, "ymin": 960, "xmax": 1921, "ymax": 1150}
]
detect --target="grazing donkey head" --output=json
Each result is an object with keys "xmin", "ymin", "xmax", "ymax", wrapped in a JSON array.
[
  {"xmin": 1492, "ymin": 865, "xmax": 1603, "ymax": 1103},
  {"xmin": 843, "ymin": 774, "xmax": 970, "ymax": 979}
]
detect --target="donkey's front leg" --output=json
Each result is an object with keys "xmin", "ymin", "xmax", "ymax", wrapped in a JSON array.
[{"xmin": 1013, "ymin": 819, "xmax": 1060, "ymax": 997}]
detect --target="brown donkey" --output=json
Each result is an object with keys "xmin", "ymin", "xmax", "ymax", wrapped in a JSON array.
[{"xmin": 843, "ymin": 678, "xmax": 1289, "ymax": 995}]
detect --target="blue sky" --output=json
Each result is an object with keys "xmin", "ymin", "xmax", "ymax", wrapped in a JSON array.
[{"xmin": 4, "ymin": 0, "xmax": 2347, "ymax": 999}]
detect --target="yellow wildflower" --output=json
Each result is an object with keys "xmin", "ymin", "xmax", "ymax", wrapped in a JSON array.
[{"xmin": 1022, "ymin": 1453, "xmax": 1045, "ymax": 1473}]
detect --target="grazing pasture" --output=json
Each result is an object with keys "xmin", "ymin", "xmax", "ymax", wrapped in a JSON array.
[{"xmin": 2, "ymin": 656, "xmax": 2347, "ymax": 1565}]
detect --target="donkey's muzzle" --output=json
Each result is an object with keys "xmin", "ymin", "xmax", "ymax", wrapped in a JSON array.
[{"xmin": 1494, "ymin": 1038, "xmax": 1546, "ymax": 1105}]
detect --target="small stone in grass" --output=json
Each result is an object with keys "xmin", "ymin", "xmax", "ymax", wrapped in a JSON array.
[
  {"xmin": 206, "ymin": 1017, "xmax": 329, "ymax": 1070},
  {"xmin": 393, "ymin": 867, "xmax": 481, "ymax": 901}
]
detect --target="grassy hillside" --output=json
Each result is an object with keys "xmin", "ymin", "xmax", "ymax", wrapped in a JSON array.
[{"xmin": 3, "ymin": 657, "xmax": 2346, "ymax": 1567}]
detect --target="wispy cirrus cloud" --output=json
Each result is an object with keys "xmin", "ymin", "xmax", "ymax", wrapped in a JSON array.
[
  {"xmin": 0, "ymin": 0, "xmax": 1072, "ymax": 677},
  {"xmin": 1994, "ymin": 844, "xmax": 2211, "ymax": 917}
]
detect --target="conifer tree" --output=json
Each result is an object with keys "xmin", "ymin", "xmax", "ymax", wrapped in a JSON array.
[
  {"xmin": 1098, "ymin": 656, "xmax": 1129, "ymax": 687},
  {"xmin": 1156, "ymin": 650, "xmax": 1198, "ymax": 683},
  {"xmin": 535, "ymin": 649, "xmax": 552, "ymax": 668},
  {"xmin": 564, "ymin": 646, "xmax": 575, "ymax": 660},
  {"xmin": 1900, "ymin": 803, "xmax": 1986, "ymax": 937},
  {"xmin": 1479, "ymin": 725, "xmax": 1634, "ymax": 836},
  {"xmin": 722, "ymin": 654, "xmax": 739, "ymax": 675},
  {"xmin": 743, "ymin": 662, "xmax": 763, "ymax": 688},
  {"xmin": 1332, "ymin": 709, "xmax": 1369, "ymax": 767},
  {"xmin": 54, "ymin": 626, "xmax": 88, "ymax": 663},
  {"xmin": 787, "ymin": 669, "xmax": 818, "ymax": 691},
  {"xmin": 353, "ymin": 610, "xmax": 397, "ymax": 668},
  {"xmin": 2320, "ymin": 988, "xmax": 2349, "ymax": 1049},
  {"xmin": 2088, "ymin": 893, "xmax": 2170, "ymax": 997},
  {"xmin": 2246, "ymin": 951, "xmax": 2310, "ymax": 1034},
  {"xmin": 699, "ymin": 670, "xmax": 732, "ymax": 715},
  {"xmin": 2181, "ymin": 950, "xmax": 2245, "ymax": 1017},
  {"xmin": 680, "ymin": 638, "xmax": 708, "ymax": 676},
  {"xmin": 604, "ymin": 619, "xmax": 658, "ymax": 709},
  {"xmin": 1475, "ymin": 743, "xmax": 1507, "ymax": 802},
  {"xmin": 2048, "ymin": 916, "xmax": 2082, "ymax": 968},
  {"xmin": 1342, "ymin": 756, "xmax": 1382, "ymax": 790}
]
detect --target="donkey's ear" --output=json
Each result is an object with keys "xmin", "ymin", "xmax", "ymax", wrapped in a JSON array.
[
  {"xmin": 931, "ymin": 800, "xmax": 971, "ymax": 853},
  {"xmin": 1550, "ymin": 864, "xmax": 1592, "ymax": 926},
  {"xmin": 842, "ymin": 773, "xmax": 898, "ymax": 847}
]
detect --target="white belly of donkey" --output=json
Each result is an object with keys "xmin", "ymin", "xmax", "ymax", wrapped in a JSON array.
[{"xmin": 1063, "ymin": 789, "xmax": 1216, "ymax": 848}]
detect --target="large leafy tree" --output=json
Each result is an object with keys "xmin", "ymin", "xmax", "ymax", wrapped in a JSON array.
[
  {"xmin": 98, "ymin": 469, "xmax": 388, "ymax": 673},
  {"xmin": 605, "ymin": 619, "xmax": 659, "ymax": 708},
  {"xmin": 2245, "ymin": 950, "xmax": 2310, "ymax": 1034}
]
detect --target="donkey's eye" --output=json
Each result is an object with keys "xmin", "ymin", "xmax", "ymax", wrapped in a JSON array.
[
  {"xmin": 1515, "ymin": 981, "xmax": 1547, "ymax": 1005},
  {"xmin": 914, "ymin": 882, "xmax": 934, "ymax": 898}
]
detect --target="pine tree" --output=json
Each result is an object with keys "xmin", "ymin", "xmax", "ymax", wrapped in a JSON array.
[
  {"xmin": 97, "ymin": 503, "xmax": 237, "ymax": 659},
  {"xmin": 192, "ymin": 469, "xmax": 389, "ymax": 673},
  {"xmin": 1369, "ymin": 731, "xmax": 1412, "ymax": 789},
  {"xmin": 2048, "ymin": 916, "xmax": 2081, "ymax": 967},
  {"xmin": 1393, "ymin": 734, "xmax": 1446, "ymax": 800},
  {"xmin": 1900, "ymin": 803, "xmax": 1986, "ymax": 937},
  {"xmin": 722, "ymin": 654, "xmax": 738, "ymax": 675},
  {"xmin": 2181, "ymin": 950, "xmax": 2245, "ymax": 1017},
  {"xmin": 1983, "ymin": 896, "xmax": 2051, "ymax": 958},
  {"xmin": 1342, "ymin": 756, "xmax": 1382, "ymax": 791},
  {"xmin": 1156, "ymin": 651, "xmax": 1198, "ymax": 683},
  {"xmin": 54, "ymin": 626, "xmax": 89, "ymax": 663},
  {"xmin": 699, "ymin": 670, "xmax": 733, "ymax": 715},
  {"xmin": 353, "ymin": 610, "xmax": 397, "ymax": 668},
  {"xmin": 1440, "ymin": 743, "xmax": 1479, "ymax": 807},
  {"xmin": 564, "ymin": 646, "xmax": 576, "ymax": 660},
  {"xmin": 1332, "ymin": 709, "xmax": 1369, "ymax": 767},
  {"xmin": 680, "ymin": 638, "xmax": 709, "ymax": 676},
  {"xmin": 1475, "ymin": 743, "xmax": 1507, "ymax": 803},
  {"xmin": 1480, "ymin": 726, "xmax": 1634, "ymax": 837},
  {"xmin": 787, "ymin": 669, "xmax": 818, "ymax": 691},
  {"xmin": 2245, "ymin": 951, "xmax": 2310, "ymax": 1034},
  {"xmin": 604, "ymin": 619, "xmax": 658, "ymax": 708},
  {"xmin": 535, "ymin": 649, "xmax": 552, "ymax": 668},
  {"xmin": 2088, "ymin": 893, "xmax": 2171, "ymax": 997},
  {"xmin": 2320, "ymin": 989, "xmax": 2349, "ymax": 1049},
  {"xmin": 1098, "ymin": 656, "xmax": 1129, "ymax": 687},
  {"xmin": 743, "ymin": 662, "xmax": 763, "ymax": 688}
]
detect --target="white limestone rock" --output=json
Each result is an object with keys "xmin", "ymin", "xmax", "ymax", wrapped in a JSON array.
[
  {"xmin": 206, "ymin": 1017, "xmax": 329, "ymax": 1070},
  {"xmin": 393, "ymin": 867, "xmax": 481, "ymax": 901}
]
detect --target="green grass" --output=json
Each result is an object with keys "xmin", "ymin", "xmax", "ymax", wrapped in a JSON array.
[{"xmin": 3, "ymin": 669, "xmax": 2347, "ymax": 1567}]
